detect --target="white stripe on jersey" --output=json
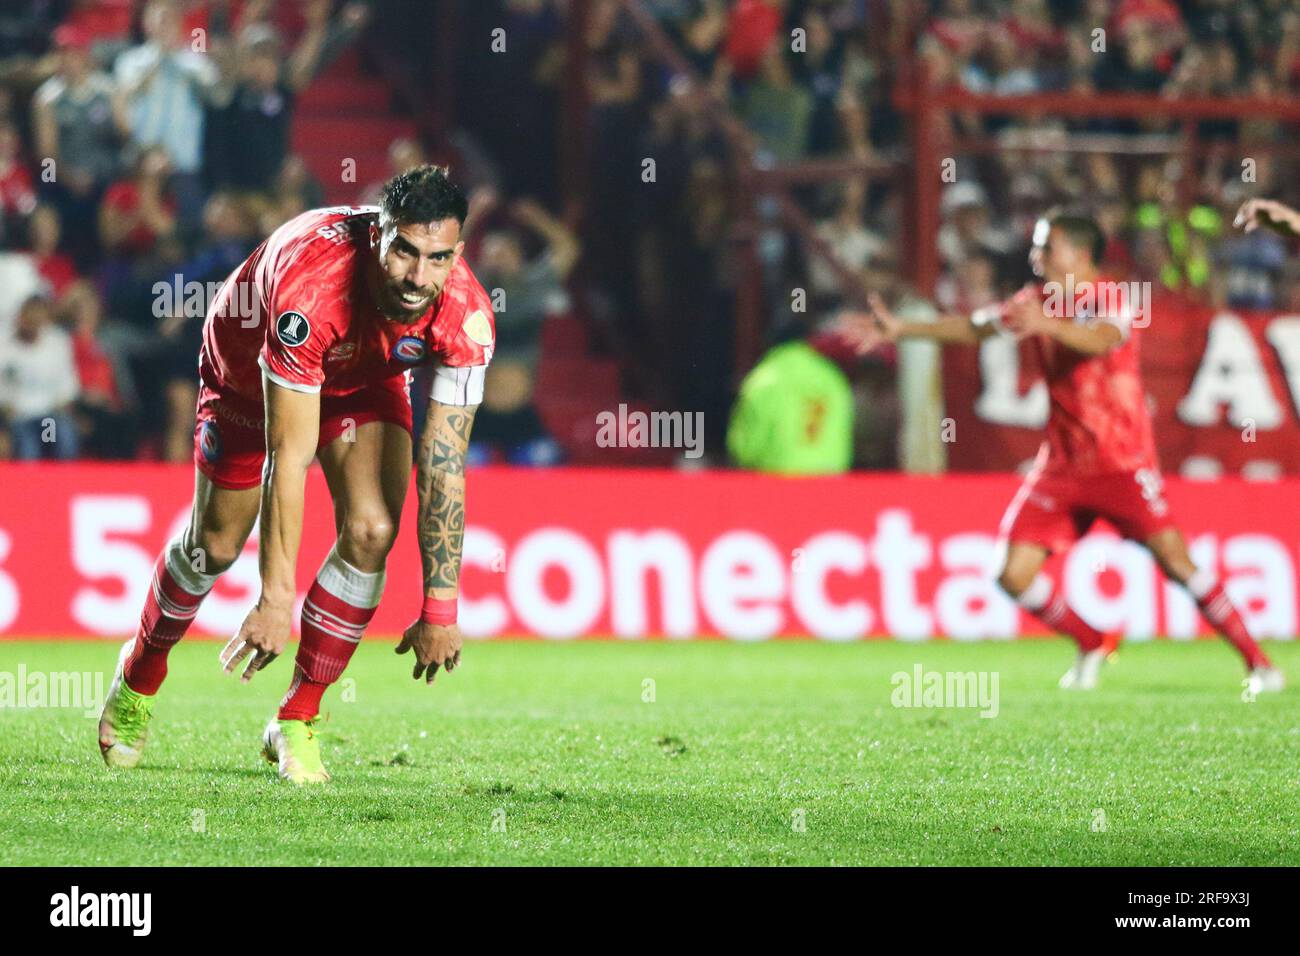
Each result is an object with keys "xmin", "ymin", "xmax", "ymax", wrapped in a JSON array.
[{"xmin": 258, "ymin": 354, "xmax": 322, "ymax": 394}]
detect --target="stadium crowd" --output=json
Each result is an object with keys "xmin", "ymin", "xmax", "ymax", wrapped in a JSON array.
[
  {"xmin": 0, "ymin": 0, "xmax": 374, "ymax": 462},
  {"xmin": 461, "ymin": 0, "xmax": 1300, "ymax": 470},
  {"xmin": 2, "ymin": 0, "xmax": 1299, "ymax": 469}
]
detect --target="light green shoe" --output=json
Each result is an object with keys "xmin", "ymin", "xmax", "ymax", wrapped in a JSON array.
[
  {"xmin": 98, "ymin": 639, "xmax": 155, "ymax": 768},
  {"xmin": 262, "ymin": 718, "xmax": 331, "ymax": 784}
]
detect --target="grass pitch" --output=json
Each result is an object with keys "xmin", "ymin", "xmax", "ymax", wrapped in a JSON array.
[{"xmin": 0, "ymin": 638, "xmax": 1296, "ymax": 866}]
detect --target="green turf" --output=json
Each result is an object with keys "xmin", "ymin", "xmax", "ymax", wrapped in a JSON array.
[{"xmin": 0, "ymin": 638, "xmax": 1296, "ymax": 865}]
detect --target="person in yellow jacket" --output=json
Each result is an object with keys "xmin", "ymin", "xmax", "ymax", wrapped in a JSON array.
[{"xmin": 727, "ymin": 324, "xmax": 855, "ymax": 475}]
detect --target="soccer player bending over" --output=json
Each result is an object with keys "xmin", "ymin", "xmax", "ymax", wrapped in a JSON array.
[
  {"xmin": 854, "ymin": 212, "xmax": 1282, "ymax": 693},
  {"xmin": 98, "ymin": 166, "xmax": 497, "ymax": 782}
]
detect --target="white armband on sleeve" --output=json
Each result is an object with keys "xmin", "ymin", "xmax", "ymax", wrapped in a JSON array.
[{"xmin": 429, "ymin": 364, "xmax": 486, "ymax": 406}]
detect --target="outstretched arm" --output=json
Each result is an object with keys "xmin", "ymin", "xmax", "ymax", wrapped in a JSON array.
[
  {"xmin": 839, "ymin": 292, "xmax": 996, "ymax": 355},
  {"xmin": 396, "ymin": 396, "xmax": 479, "ymax": 686}
]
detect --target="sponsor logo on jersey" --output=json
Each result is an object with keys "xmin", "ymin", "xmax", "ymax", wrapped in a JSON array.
[
  {"xmin": 325, "ymin": 342, "xmax": 357, "ymax": 363},
  {"xmin": 276, "ymin": 311, "xmax": 311, "ymax": 348},
  {"xmin": 212, "ymin": 402, "xmax": 263, "ymax": 431},
  {"xmin": 392, "ymin": 335, "xmax": 426, "ymax": 363},
  {"xmin": 199, "ymin": 421, "xmax": 222, "ymax": 462},
  {"xmin": 462, "ymin": 309, "xmax": 494, "ymax": 346}
]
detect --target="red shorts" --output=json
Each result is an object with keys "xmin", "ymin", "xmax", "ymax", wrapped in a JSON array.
[
  {"xmin": 194, "ymin": 374, "xmax": 413, "ymax": 490},
  {"xmin": 998, "ymin": 467, "xmax": 1177, "ymax": 554}
]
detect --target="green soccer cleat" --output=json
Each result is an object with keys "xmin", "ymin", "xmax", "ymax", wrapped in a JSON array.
[
  {"xmin": 98, "ymin": 639, "xmax": 155, "ymax": 768},
  {"xmin": 262, "ymin": 718, "xmax": 331, "ymax": 784}
]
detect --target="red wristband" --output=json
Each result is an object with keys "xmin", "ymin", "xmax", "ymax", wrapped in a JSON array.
[{"xmin": 420, "ymin": 595, "xmax": 457, "ymax": 626}]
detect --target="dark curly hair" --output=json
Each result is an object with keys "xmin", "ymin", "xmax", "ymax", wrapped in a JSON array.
[
  {"xmin": 1048, "ymin": 211, "xmax": 1106, "ymax": 265},
  {"xmin": 379, "ymin": 164, "xmax": 469, "ymax": 228}
]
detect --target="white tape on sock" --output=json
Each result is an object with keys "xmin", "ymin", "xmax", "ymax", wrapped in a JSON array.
[
  {"xmin": 1186, "ymin": 567, "xmax": 1216, "ymax": 600},
  {"xmin": 1016, "ymin": 574, "xmax": 1054, "ymax": 612},
  {"xmin": 164, "ymin": 534, "xmax": 220, "ymax": 596},
  {"xmin": 316, "ymin": 545, "xmax": 386, "ymax": 609}
]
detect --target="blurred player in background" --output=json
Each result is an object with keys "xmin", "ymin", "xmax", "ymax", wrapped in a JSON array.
[
  {"xmin": 98, "ymin": 166, "xmax": 496, "ymax": 782},
  {"xmin": 855, "ymin": 211, "xmax": 1283, "ymax": 694}
]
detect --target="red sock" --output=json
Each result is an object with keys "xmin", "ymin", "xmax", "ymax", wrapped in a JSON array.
[
  {"xmin": 1016, "ymin": 575, "xmax": 1105, "ymax": 652},
  {"xmin": 123, "ymin": 546, "xmax": 214, "ymax": 695},
  {"xmin": 1039, "ymin": 593, "xmax": 1105, "ymax": 652},
  {"xmin": 279, "ymin": 548, "xmax": 383, "ymax": 722},
  {"xmin": 1197, "ymin": 582, "xmax": 1270, "ymax": 670}
]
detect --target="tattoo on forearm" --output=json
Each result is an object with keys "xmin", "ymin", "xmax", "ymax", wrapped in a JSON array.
[{"xmin": 418, "ymin": 408, "xmax": 474, "ymax": 592}]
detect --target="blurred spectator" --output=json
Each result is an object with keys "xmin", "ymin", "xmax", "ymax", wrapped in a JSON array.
[
  {"xmin": 724, "ymin": 0, "xmax": 782, "ymax": 81},
  {"xmin": 0, "ymin": 3, "xmax": 64, "ymax": 62},
  {"xmin": 31, "ymin": 23, "xmax": 130, "ymax": 262},
  {"xmin": 0, "ymin": 249, "xmax": 46, "ymax": 342},
  {"xmin": 739, "ymin": 46, "xmax": 813, "ymax": 163},
  {"xmin": 114, "ymin": 0, "xmax": 220, "ymax": 224},
  {"xmin": 275, "ymin": 155, "xmax": 327, "ymax": 213},
  {"xmin": 1130, "ymin": 226, "xmax": 1178, "ymax": 291},
  {"xmin": 928, "ymin": 0, "xmax": 986, "ymax": 60},
  {"xmin": 788, "ymin": 10, "xmax": 844, "ymax": 156},
  {"xmin": 982, "ymin": 30, "xmax": 1041, "ymax": 96},
  {"xmin": 936, "ymin": 251, "xmax": 999, "ymax": 315},
  {"xmin": 98, "ymin": 144, "xmax": 177, "ymax": 323},
  {"xmin": 584, "ymin": 0, "xmax": 643, "ymax": 312},
  {"xmin": 477, "ymin": 196, "xmax": 579, "ymax": 361},
  {"xmin": 151, "ymin": 190, "xmax": 257, "ymax": 462},
  {"xmin": 809, "ymin": 178, "xmax": 887, "ymax": 308},
  {"xmin": 169, "ymin": 190, "xmax": 257, "ymax": 288},
  {"xmin": 63, "ymin": 282, "xmax": 136, "ymax": 459},
  {"xmin": 0, "ymin": 119, "xmax": 37, "ymax": 247},
  {"xmin": 1133, "ymin": 183, "xmax": 1221, "ymax": 295},
  {"xmin": 471, "ymin": 194, "xmax": 579, "ymax": 464},
  {"xmin": 27, "ymin": 203, "xmax": 79, "ymax": 301},
  {"xmin": 1217, "ymin": 217, "xmax": 1289, "ymax": 310},
  {"xmin": 56, "ymin": 0, "xmax": 135, "ymax": 65},
  {"xmin": 207, "ymin": 1, "xmax": 369, "ymax": 196},
  {"xmin": 937, "ymin": 182, "xmax": 1014, "ymax": 268},
  {"xmin": 99, "ymin": 145, "xmax": 177, "ymax": 258},
  {"xmin": 0, "ymin": 295, "xmax": 80, "ymax": 460},
  {"xmin": 358, "ymin": 137, "xmax": 426, "ymax": 206}
]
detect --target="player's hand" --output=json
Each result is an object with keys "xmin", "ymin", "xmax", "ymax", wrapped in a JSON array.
[
  {"xmin": 222, "ymin": 601, "xmax": 293, "ymax": 683},
  {"xmin": 1003, "ymin": 284, "xmax": 1048, "ymax": 337},
  {"xmin": 866, "ymin": 292, "xmax": 902, "ymax": 341},
  {"xmin": 396, "ymin": 620, "xmax": 463, "ymax": 686},
  {"xmin": 1233, "ymin": 198, "xmax": 1299, "ymax": 235},
  {"xmin": 832, "ymin": 292, "xmax": 900, "ymax": 355},
  {"xmin": 832, "ymin": 311, "xmax": 883, "ymax": 355},
  {"xmin": 834, "ymin": 294, "xmax": 899, "ymax": 356}
]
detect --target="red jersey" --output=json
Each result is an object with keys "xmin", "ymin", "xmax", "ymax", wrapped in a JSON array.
[
  {"xmin": 200, "ymin": 206, "xmax": 495, "ymax": 403},
  {"xmin": 977, "ymin": 277, "xmax": 1157, "ymax": 478}
]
